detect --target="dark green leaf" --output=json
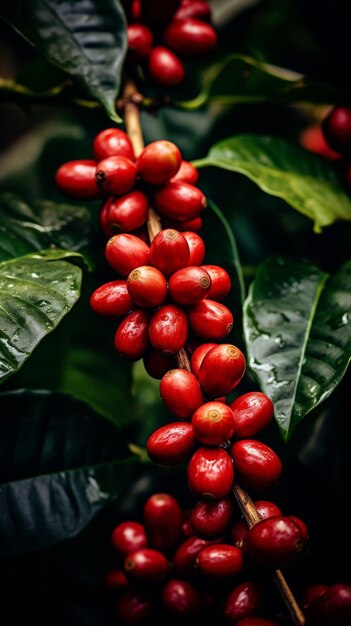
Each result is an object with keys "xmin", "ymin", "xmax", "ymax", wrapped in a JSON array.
[
  {"xmin": 244, "ymin": 256, "xmax": 351, "ymax": 440},
  {"xmin": 193, "ymin": 135, "xmax": 351, "ymax": 232},
  {"xmin": 0, "ymin": 390, "xmax": 137, "ymax": 554}
]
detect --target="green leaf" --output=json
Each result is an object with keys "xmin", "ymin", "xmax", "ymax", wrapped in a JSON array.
[
  {"xmin": 0, "ymin": 390, "xmax": 137, "ymax": 554},
  {"xmin": 0, "ymin": 252, "xmax": 82, "ymax": 383},
  {"xmin": 193, "ymin": 135, "xmax": 351, "ymax": 232},
  {"xmin": 243, "ymin": 256, "xmax": 351, "ymax": 440},
  {"xmin": 0, "ymin": 0, "xmax": 127, "ymax": 123}
]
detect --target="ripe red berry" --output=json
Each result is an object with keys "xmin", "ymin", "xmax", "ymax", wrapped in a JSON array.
[
  {"xmin": 173, "ymin": 535, "xmax": 214, "ymax": 575},
  {"xmin": 169, "ymin": 266, "xmax": 211, "ymax": 305},
  {"xmin": 116, "ymin": 589, "xmax": 154, "ymax": 624},
  {"xmin": 148, "ymin": 46, "xmax": 185, "ymax": 86},
  {"xmin": 198, "ymin": 344, "xmax": 245, "ymax": 397},
  {"xmin": 309, "ymin": 584, "xmax": 351, "ymax": 626},
  {"xmin": 95, "ymin": 156, "xmax": 137, "ymax": 195},
  {"xmin": 191, "ymin": 497, "xmax": 234, "ymax": 539},
  {"xmin": 162, "ymin": 579, "xmax": 201, "ymax": 616},
  {"xmin": 230, "ymin": 392, "xmax": 274, "ymax": 438},
  {"xmin": 90, "ymin": 280, "xmax": 134, "ymax": 318},
  {"xmin": 149, "ymin": 228, "xmax": 190, "ymax": 276},
  {"xmin": 288, "ymin": 516, "xmax": 309, "ymax": 541},
  {"xmin": 190, "ymin": 342, "xmax": 217, "ymax": 377},
  {"xmin": 146, "ymin": 421, "xmax": 196, "ymax": 465},
  {"xmin": 114, "ymin": 309, "xmax": 150, "ymax": 360},
  {"xmin": 111, "ymin": 521, "xmax": 148, "ymax": 555},
  {"xmin": 106, "ymin": 191, "xmax": 149, "ymax": 232},
  {"xmin": 149, "ymin": 304, "xmax": 188, "ymax": 353},
  {"xmin": 105, "ymin": 234, "xmax": 149, "ymax": 276},
  {"xmin": 153, "ymin": 182, "xmax": 206, "ymax": 222},
  {"xmin": 187, "ymin": 447, "xmax": 234, "ymax": 500},
  {"xmin": 230, "ymin": 440, "xmax": 282, "ymax": 492},
  {"xmin": 189, "ymin": 300, "xmax": 233, "ymax": 339},
  {"xmin": 137, "ymin": 141, "xmax": 182, "ymax": 186},
  {"xmin": 55, "ymin": 160, "xmax": 100, "ymax": 198},
  {"xmin": 141, "ymin": 0, "xmax": 181, "ymax": 27},
  {"xmin": 105, "ymin": 568, "xmax": 129, "ymax": 591},
  {"xmin": 192, "ymin": 401, "xmax": 235, "ymax": 446},
  {"xmin": 322, "ymin": 106, "xmax": 351, "ymax": 153},
  {"xmin": 182, "ymin": 231, "xmax": 205, "ymax": 265},
  {"xmin": 143, "ymin": 350, "xmax": 176, "ymax": 379},
  {"xmin": 177, "ymin": 216, "xmax": 203, "ymax": 232},
  {"xmin": 230, "ymin": 500, "xmax": 282, "ymax": 549},
  {"xmin": 196, "ymin": 544, "xmax": 244, "ymax": 578},
  {"xmin": 143, "ymin": 493, "xmax": 183, "ymax": 551},
  {"xmin": 230, "ymin": 520, "xmax": 248, "ymax": 549},
  {"xmin": 160, "ymin": 369, "xmax": 204, "ymax": 418},
  {"xmin": 171, "ymin": 160, "xmax": 199, "ymax": 184},
  {"xmin": 124, "ymin": 548, "xmax": 169, "ymax": 584},
  {"xmin": 127, "ymin": 266, "xmax": 167, "ymax": 308},
  {"xmin": 93, "ymin": 128, "xmax": 135, "ymax": 162},
  {"xmin": 127, "ymin": 23, "xmax": 153, "ymax": 61},
  {"xmin": 254, "ymin": 500, "xmax": 282, "ymax": 520},
  {"xmin": 99, "ymin": 202, "xmax": 115, "ymax": 238},
  {"xmin": 225, "ymin": 581, "xmax": 263, "ymax": 624},
  {"xmin": 245, "ymin": 516, "xmax": 306, "ymax": 568},
  {"xmin": 201, "ymin": 265, "xmax": 231, "ymax": 300},
  {"xmin": 175, "ymin": 0, "xmax": 212, "ymax": 22},
  {"xmin": 163, "ymin": 18, "xmax": 217, "ymax": 56}
]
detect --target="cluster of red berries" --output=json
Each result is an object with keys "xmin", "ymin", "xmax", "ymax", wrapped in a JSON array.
[
  {"xmin": 123, "ymin": 0, "xmax": 217, "ymax": 87},
  {"xmin": 303, "ymin": 583, "xmax": 351, "ymax": 626}
]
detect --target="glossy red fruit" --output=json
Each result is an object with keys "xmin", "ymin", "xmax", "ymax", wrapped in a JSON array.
[
  {"xmin": 173, "ymin": 535, "xmax": 214, "ymax": 575},
  {"xmin": 160, "ymin": 369, "xmax": 204, "ymax": 418},
  {"xmin": 127, "ymin": 266, "xmax": 167, "ymax": 308},
  {"xmin": 244, "ymin": 516, "xmax": 306, "ymax": 568},
  {"xmin": 182, "ymin": 231, "xmax": 206, "ymax": 265},
  {"xmin": 189, "ymin": 300, "xmax": 233, "ymax": 339},
  {"xmin": 143, "ymin": 350, "xmax": 176, "ymax": 379},
  {"xmin": 196, "ymin": 544, "xmax": 244, "ymax": 578},
  {"xmin": 116, "ymin": 589, "xmax": 154, "ymax": 625},
  {"xmin": 153, "ymin": 182, "xmax": 206, "ymax": 222},
  {"xmin": 303, "ymin": 584, "xmax": 328, "ymax": 611},
  {"xmin": 187, "ymin": 447, "xmax": 234, "ymax": 500},
  {"xmin": 106, "ymin": 191, "xmax": 148, "ymax": 232},
  {"xmin": 225, "ymin": 581, "xmax": 263, "ymax": 624},
  {"xmin": 149, "ymin": 228, "xmax": 190, "ymax": 276},
  {"xmin": 175, "ymin": 0, "xmax": 212, "ymax": 22},
  {"xmin": 198, "ymin": 344, "xmax": 245, "ymax": 397},
  {"xmin": 124, "ymin": 548, "xmax": 169, "ymax": 584},
  {"xmin": 55, "ymin": 160, "xmax": 100, "ymax": 198},
  {"xmin": 230, "ymin": 392, "xmax": 274, "ymax": 438},
  {"xmin": 309, "ymin": 584, "xmax": 351, "ymax": 625},
  {"xmin": 148, "ymin": 46, "xmax": 185, "ymax": 86},
  {"xmin": 201, "ymin": 265, "xmax": 231, "ymax": 300},
  {"xmin": 99, "ymin": 202, "xmax": 115, "ymax": 238},
  {"xmin": 190, "ymin": 342, "xmax": 217, "ymax": 377},
  {"xmin": 143, "ymin": 493, "xmax": 183, "ymax": 551},
  {"xmin": 177, "ymin": 216, "xmax": 203, "ymax": 232},
  {"xmin": 169, "ymin": 266, "xmax": 211, "ymax": 305},
  {"xmin": 299, "ymin": 124, "xmax": 341, "ymax": 160},
  {"xmin": 288, "ymin": 516, "xmax": 309, "ymax": 541},
  {"xmin": 137, "ymin": 141, "xmax": 182, "ymax": 186},
  {"xmin": 112, "ymin": 521, "xmax": 148, "ymax": 555},
  {"xmin": 230, "ymin": 500, "xmax": 282, "ymax": 549},
  {"xmin": 191, "ymin": 497, "xmax": 234, "ymax": 539},
  {"xmin": 146, "ymin": 422, "xmax": 196, "ymax": 465},
  {"xmin": 192, "ymin": 401, "xmax": 235, "ymax": 446},
  {"xmin": 105, "ymin": 568, "xmax": 130, "ymax": 590},
  {"xmin": 230, "ymin": 520, "xmax": 248, "ymax": 549},
  {"xmin": 149, "ymin": 304, "xmax": 188, "ymax": 353},
  {"xmin": 114, "ymin": 309, "xmax": 150, "ymax": 360},
  {"xmin": 171, "ymin": 160, "xmax": 199, "ymax": 184},
  {"xmin": 235, "ymin": 619, "xmax": 279, "ymax": 626},
  {"xmin": 163, "ymin": 19, "xmax": 217, "ymax": 56},
  {"xmin": 230, "ymin": 440, "xmax": 282, "ymax": 491},
  {"xmin": 127, "ymin": 23, "xmax": 153, "ymax": 61},
  {"xmin": 95, "ymin": 156, "xmax": 137, "ymax": 195},
  {"xmin": 322, "ymin": 106, "xmax": 351, "ymax": 153},
  {"xmin": 105, "ymin": 234, "xmax": 149, "ymax": 276},
  {"xmin": 254, "ymin": 500, "xmax": 282, "ymax": 520},
  {"xmin": 93, "ymin": 128, "xmax": 135, "ymax": 162},
  {"xmin": 162, "ymin": 579, "xmax": 201, "ymax": 616},
  {"xmin": 141, "ymin": 0, "xmax": 180, "ymax": 26},
  {"xmin": 90, "ymin": 280, "xmax": 134, "ymax": 318}
]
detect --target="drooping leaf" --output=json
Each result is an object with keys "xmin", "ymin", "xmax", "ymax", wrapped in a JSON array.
[
  {"xmin": 0, "ymin": 0, "xmax": 127, "ymax": 123},
  {"xmin": 0, "ymin": 390, "xmax": 137, "ymax": 554},
  {"xmin": 193, "ymin": 135, "xmax": 351, "ymax": 232},
  {"xmin": 244, "ymin": 256, "xmax": 351, "ymax": 440}
]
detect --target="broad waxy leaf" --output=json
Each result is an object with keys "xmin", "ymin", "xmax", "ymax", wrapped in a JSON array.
[
  {"xmin": 244, "ymin": 256, "xmax": 351, "ymax": 440},
  {"xmin": 0, "ymin": 390, "xmax": 137, "ymax": 554},
  {"xmin": 193, "ymin": 135, "xmax": 351, "ymax": 232},
  {"xmin": 0, "ymin": 0, "xmax": 127, "ymax": 122}
]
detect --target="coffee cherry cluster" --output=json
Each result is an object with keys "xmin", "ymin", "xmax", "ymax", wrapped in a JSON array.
[
  {"xmin": 123, "ymin": 0, "xmax": 217, "ymax": 87},
  {"xmin": 303, "ymin": 583, "xmax": 351, "ymax": 626}
]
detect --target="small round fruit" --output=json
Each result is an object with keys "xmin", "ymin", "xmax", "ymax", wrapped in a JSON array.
[
  {"xmin": 192, "ymin": 401, "xmax": 235, "ymax": 446},
  {"xmin": 143, "ymin": 493, "xmax": 183, "ymax": 551},
  {"xmin": 182, "ymin": 231, "xmax": 205, "ymax": 265},
  {"xmin": 153, "ymin": 182, "xmax": 206, "ymax": 222},
  {"xmin": 99, "ymin": 202, "xmax": 115, "ymax": 238},
  {"xmin": 196, "ymin": 544, "xmax": 244, "ymax": 578},
  {"xmin": 55, "ymin": 160, "xmax": 100, "ymax": 198},
  {"xmin": 148, "ymin": 46, "xmax": 185, "ymax": 86},
  {"xmin": 230, "ymin": 520, "xmax": 248, "ymax": 549},
  {"xmin": 230, "ymin": 440, "xmax": 282, "ymax": 492},
  {"xmin": 116, "ymin": 589, "xmax": 154, "ymax": 625},
  {"xmin": 322, "ymin": 106, "xmax": 351, "ymax": 153},
  {"xmin": 95, "ymin": 156, "xmax": 137, "ymax": 195},
  {"xmin": 143, "ymin": 350, "xmax": 176, "ymax": 379},
  {"xmin": 201, "ymin": 265, "xmax": 231, "ymax": 300},
  {"xmin": 93, "ymin": 128, "xmax": 135, "ymax": 162},
  {"xmin": 175, "ymin": 0, "xmax": 212, "ymax": 22},
  {"xmin": 149, "ymin": 304, "xmax": 188, "ymax": 354},
  {"xmin": 105, "ymin": 568, "xmax": 129, "ymax": 591},
  {"xmin": 146, "ymin": 422, "xmax": 196, "ymax": 466},
  {"xmin": 191, "ymin": 497, "xmax": 234, "ymax": 539},
  {"xmin": 106, "ymin": 191, "xmax": 148, "ymax": 232},
  {"xmin": 112, "ymin": 521, "xmax": 148, "ymax": 555},
  {"xmin": 198, "ymin": 344, "xmax": 245, "ymax": 397},
  {"xmin": 127, "ymin": 266, "xmax": 167, "ymax": 308},
  {"xmin": 160, "ymin": 369, "xmax": 204, "ymax": 418},
  {"xmin": 230, "ymin": 392, "xmax": 274, "ymax": 438},
  {"xmin": 310, "ymin": 584, "xmax": 351, "ymax": 625},
  {"xmin": 171, "ymin": 160, "xmax": 199, "ymax": 184},
  {"xmin": 244, "ymin": 516, "xmax": 306, "ymax": 568},
  {"xmin": 225, "ymin": 581, "xmax": 263, "ymax": 624},
  {"xmin": 190, "ymin": 342, "xmax": 217, "ymax": 377},
  {"xmin": 114, "ymin": 309, "xmax": 150, "ymax": 360},
  {"xmin": 187, "ymin": 447, "xmax": 234, "ymax": 500},
  {"xmin": 137, "ymin": 140, "xmax": 182, "ymax": 186},
  {"xmin": 127, "ymin": 23, "xmax": 153, "ymax": 61},
  {"xmin": 254, "ymin": 500, "xmax": 282, "ymax": 520},
  {"xmin": 169, "ymin": 266, "xmax": 211, "ymax": 305},
  {"xmin": 124, "ymin": 548, "xmax": 169, "ymax": 584},
  {"xmin": 189, "ymin": 300, "xmax": 233, "ymax": 339},
  {"xmin": 105, "ymin": 234, "xmax": 149, "ymax": 277},
  {"xmin": 90, "ymin": 280, "xmax": 134, "ymax": 318},
  {"xmin": 162, "ymin": 579, "xmax": 201, "ymax": 616},
  {"xmin": 288, "ymin": 516, "xmax": 309, "ymax": 541},
  {"xmin": 149, "ymin": 228, "xmax": 190, "ymax": 276},
  {"xmin": 173, "ymin": 535, "xmax": 213, "ymax": 575},
  {"xmin": 163, "ymin": 18, "xmax": 217, "ymax": 55}
]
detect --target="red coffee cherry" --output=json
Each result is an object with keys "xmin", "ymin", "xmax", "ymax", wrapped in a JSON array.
[
  {"xmin": 149, "ymin": 304, "xmax": 188, "ymax": 353},
  {"xmin": 322, "ymin": 106, "xmax": 351, "ymax": 153},
  {"xmin": 288, "ymin": 516, "xmax": 309, "ymax": 541},
  {"xmin": 127, "ymin": 23, "xmax": 153, "ymax": 61},
  {"xmin": 153, "ymin": 182, "xmax": 206, "ymax": 222},
  {"xmin": 127, "ymin": 266, "xmax": 167, "ymax": 308},
  {"xmin": 254, "ymin": 500, "xmax": 282, "ymax": 520},
  {"xmin": 55, "ymin": 160, "xmax": 100, "ymax": 198},
  {"xmin": 116, "ymin": 589, "xmax": 154, "ymax": 625},
  {"xmin": 201, "ymin": 265, "xmax": 231, "ymax": 300},
  {"xmin": 99, "ymin": 202, "xmax": 115, "ymax": 238},
  {"xmin": 93, "ymin": 128, "xmax": 135, "ymax": 162},
  {"xmin": 114, "ymin": 309, "xmax": 150, "ymax": 360},
  {"xmin": 230, "ymin": 501, "xmax": 282, "ymax": 549},
  {"xmin": 182, "ymin": 231, "xmax": 206, "ymax": 265},
  {"xmin": 177, "ymin": 216, "xmax": 203, "ymax": 232},
  {"xmin": 95, "ymin": 156, "xmax": 137, "ymax": 195},
  {"xmin": 190, "ymin": 342, "xmax": 217, "ymax": 377},
  {"xmin": 234, "ymin": 619, "xmax": 279, "ymax": 626},
  {"xmin": 90, "ymin": 280, "xmax": 134, "ymax": 318},
  {"xmin": 124, "ymin": 548, "xmax": 169, "ymax": 584},
  {"xmin": 143, "ymin": 350, "xmax": 176, "ymax": 379},
  {"xmin": 191, "ymin": 497, "xmax": 234, "ymax": 539},
  {"xmin": 137, "ymin": 140, "xmax": 182, "ymax": 186},
  {"xmin": 192, "ymin": 401, "xmax": 235, "ymax": 446},
  {"xmin": 106, "ymin": 191, "xmax": 149, "ymax": 232},
  {"xmin": 189, "ymin": 300, "xmax": 233, "ymax": 339},
  {"xmin": 112, "ymin": 521, "xmax": 148, "ymax": 555},
  {"xmin": 160, "ymin": 369, "xmax": 204, "ymax": 418},
  {"xmin": 173, "ymin": 535, "xmax": 214, "ymax": 575},
  {"xmin": 105, "ymin": 234, "xmax": 150, "ymax": 276},
  {"xmin": 230, "ymin": 520, "xmax": 248, "ymax": 549},
  {"xmin": 309, "ymin": 584, "xmax": 351, "ymax": 626},
  {"xmin": 143, "ymin": 493, "xmax": 183, "ymax": 551},
  {"xmin": 225, "ymin": 581, "xmax": 263, "ymax": 624},
  {"xmin": 187, "ymin": 447, "xmax": 234, "ymax": 500},
  {"xmin": 148, "ymin": 46, "xmax": 185, "ymax": 86},
  {"xmin": 162, "ymin": 579, "xmax": 201, "ymax": 616},
  {"xmin": 169, "ymin": 266, "xmax": 211, "ymax": 305},
  {"xmin": 244, "ymin": 516, "xmax": 306, "ymax": 568},
  {"xmin": 230, "ymin": 392, "xmax": 274, "ymax": 438},
  {"xmin": 231, "ymin": 440, "xmax": 282, "ymax": 492},
  {"xmin": 163, "ymin": 19, "xmax": 217, "ymax": 56},
  {"xmin": 146, "ymin": 421, "xmax": 196, "ymax": 465},
  {"xmin": 149, "ymin": 228, "xmax": 190, "ymax": 276},
  {"xmin": 171, "ymin": 160, "xmax": 199, "ymax": 184},
  {"xmin": 105, "ymin": 568, "xmax": 129, "ymax": 590},
  {"xmin": 198, "ymin": 344, "xmax": 245, "ymax": 397},
  {"xmin": 175, "ymin": 0, "xmax": 212, "ymax": 22},
  {"xmin": 141, "ymin": 0, "xmax": 180, "ymax": 27},
  {"xmin": 196, "ymin": 544, "xmax": 244, "ymax": 578}
]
